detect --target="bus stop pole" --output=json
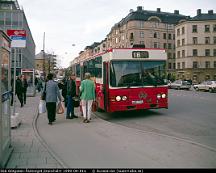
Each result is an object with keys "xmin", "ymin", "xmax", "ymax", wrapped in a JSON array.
[{"xmin": 12, "ymin": 48, "xmax": 16, "ymax": 116}]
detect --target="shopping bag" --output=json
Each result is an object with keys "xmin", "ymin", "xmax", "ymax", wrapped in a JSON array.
[
  {"xmin": 39, "ymin": 100, "xmax": 46, "ymax": 114},
  {"xmin": 57, "ymin": 102, "xmax": 64, "ymax": 114},
  {"xmin": 91, "ymin": 101, "xmax": 97, "ymax": 112},
  {"xmin": 73, "ymin": 96, "xmax": 80, "ymax": 108},
  {"xmin": 41, "ymin": 91, "xmax": 46, "ymax": 100}
]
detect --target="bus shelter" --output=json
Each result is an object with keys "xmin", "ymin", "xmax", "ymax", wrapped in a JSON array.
[{"xmin": 0, "ymin": 30, "xmax": 13, "ymax": 168}]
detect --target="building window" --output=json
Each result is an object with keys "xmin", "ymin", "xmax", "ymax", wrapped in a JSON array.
[
  {"xmin": 205, "ymin": 61, "xmax": 210, "ymax": 68},
  {"xmin": 163, "ymin": 33, "xmax": 166, "ymax": 39},
  {"xmin": 173, "ymin": 63, "xmax": 176, "ymax": 69},
  {"xmin": 154, "ymin": 42, "xmax": 159, "ymax": 48},
  {"xmin": 182, "ymin": 50, "xmax": 185, "ymax": 57},
  {"xmin": 182, "ymin": 39, "xmax": 185, "ymax": 46},
  {"xmin": 177, "ymin": 28, "xmax": 180, "ymax": 36},
  {"xmin": 214, "ymin": 61, "xmax": 216, "ymax": 68},
  {"xmin": 140, "ymin": 21, "xmax": 144, "ymax": 28},
  {"xmin": 193, "ymin": 49, "xmax": 198, "ymax": 56},
  {"xmin": 214, "ymin": 49, "xmax": 216, "ymax": 56},
  {"xmin": 140, "ymin": 41, "xmax": 145, "ymax": 45},
  {"xmin": 173, "ymin": 34, "xmax": 175, "ymax": 40},
  {"xmin": 140, "ymin": 32, "xmax": 144, "ymax": 38},
  {"xmin": 193, "ymin": 61, "xmax": 198, "ymax": 68},
  {"xmin": 130, "ymin": 33, "xmax": 134, "ymax": 41},
  {"xmin": 177, "ymin": 51, "xmax": 180, "ymax": 58},
  {"xmin": 163, "ymin": 43, "xmax": 167, "ymax": 49},
  {"xmin": 168, "ymin": 63, "xmax": 172, "ymax": 69},
  {"xmin": 205, "ymin": 37, "xmax": 210, "ymax": 44},
  {"xmin": 193, "ymin": 37, "xmax": 198, "ymax": 44},
  {"xmin": 154, "ymin": 32, "xmax": 157, "ymax": 38},
  {"xmin": 192, "ymin": 25, "xmax": 197, "ymax": 33},
  {"xmin": 205, "ymin": 25, "xmax": 210, "ymax": 32},
  {"xmin": 177, "ymin": 40, "xmax": 180, "ymax": 47},
  {"xmin": 173, "ymin": 53, "xmax": 176, "ymax": 59},
  {"xmin": 177, "ymin": 63, "xmax": 180, "ymax": 69},
  {"xmin": 168, "ymin": 43, "xmax": 172, "ymax": 49},
  {"xmin": 182, "ymin": 62, "xmax": 185, "ymax": 69},
  {"xmin": 214, "ymin": 37, "xmax": 216, "ymax": 44},
  {"xmin": 205, "ymin": 49, "xmax": 210, "ymax": 56},
  {"xmin": 213, "ymin": 24, "xmax": 216, "ymax": 32},
  {"xmin": 168, "ymin": 34, "xmax": 172, "ymax": 40},
  {"xmin": 182, "ymin": 27, "xmax": 185, "ymax": 34},
  {"xmin": 168, "ymin": 53, "xmax": 172, "ymax": 59}
]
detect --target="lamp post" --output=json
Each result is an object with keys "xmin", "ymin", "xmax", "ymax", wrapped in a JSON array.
[{"xmin": 42, "ymin": 32, "xmax": 46, "ymax": 79}]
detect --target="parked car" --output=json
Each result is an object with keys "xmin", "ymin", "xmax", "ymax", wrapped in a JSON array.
[
  {"xmin": 169, "ymin": 80, "xmax": 191, "ymax": 90},
  {"xmin": 193, "ymin": 80, "xmax": 216, "ymax": 92}
]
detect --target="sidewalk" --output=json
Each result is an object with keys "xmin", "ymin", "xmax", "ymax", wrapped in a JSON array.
[{"xmin": 6, "ymin": 93, "xmax": 63, "ymax": 168}]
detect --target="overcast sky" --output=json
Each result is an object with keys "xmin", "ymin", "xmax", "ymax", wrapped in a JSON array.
[{"xmin": 17, "ymin": 0, "xmax": 216, "ymax": 68}]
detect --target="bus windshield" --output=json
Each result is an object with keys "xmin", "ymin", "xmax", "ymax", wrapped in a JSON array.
[{"xmin": 110, "ymin": 60, "xmax": 166, "ymax": 87}]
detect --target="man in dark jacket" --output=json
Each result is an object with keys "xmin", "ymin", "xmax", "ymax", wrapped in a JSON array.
[
  {"xmin": 16, "ymin": 76, "xmax": 24, "ymax": 107},
  {"xmin": 66, "ymin": 73, "xmax": 77, "ymax": 119},
  {"xmin": 21, "ymin": 75, "xmax": 28, "ymax": 104}
]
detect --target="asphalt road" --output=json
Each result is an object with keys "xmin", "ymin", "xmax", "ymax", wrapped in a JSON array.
[
  {"xmin": 96, "ymin": 89, "xmax": 216, "ymax": 149},
  {"xmin": 36, "ymin": 89, "xmax": 216, "ymax": 168}
]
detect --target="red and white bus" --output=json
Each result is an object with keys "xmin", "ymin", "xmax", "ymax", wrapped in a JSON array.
[{"xmin": 72, "ymin": 48, "xmax": 168, "ymax": 112}]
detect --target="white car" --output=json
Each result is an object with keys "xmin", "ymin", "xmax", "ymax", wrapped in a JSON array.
[
  {"xmin": 193, "ymin": 80, "xmax": 216, "ymax": 92},
  {"xmin": 169, "ymin": 80, "xmax": 191, "ymax": 90}
]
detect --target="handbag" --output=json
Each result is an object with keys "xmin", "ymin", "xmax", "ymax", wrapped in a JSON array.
[
  {"xmin": 39, "ymin": 100, "xmax": 46, "ymax": 114},
  {"xmin": 91, "ymin": 101, "xmax": 97, "ymax": 112},
  {"xmin": 57, "ymin": 102, "xmax": 64, "ymax": 114},
  {"xmin": 73, "ymin": 96, "xmax": 80, "ymax": 108},
  {"xmin": 41, "ymin": 83, "xmax": 46, "ymax": 100}
]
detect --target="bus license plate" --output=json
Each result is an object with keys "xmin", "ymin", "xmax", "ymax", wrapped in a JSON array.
[{"xmin": 132, "ymin": 100, "xmax": 143, "ymax": 104}]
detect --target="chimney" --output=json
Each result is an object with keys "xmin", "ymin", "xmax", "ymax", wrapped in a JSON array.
[
  {"xmin": 174, "ymin": 10, "xmax": 179, "ymax": 15},
  {"xmin": 197, "ymin": 9, "xmax": 201, "ymax": 15},
  {"xmin": 137, "ymin": 6, "xmax": 143, "ymax": 11},
  {"xmin": 208, "ymin": 10, "xmax": 213, "ymax": 15},
  {"xmin": 157, "ymin": 8, "xmax": 161, "ymax": 13}
]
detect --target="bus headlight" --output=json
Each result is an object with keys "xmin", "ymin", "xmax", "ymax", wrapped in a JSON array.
[
  {"xmin": 161, "ymin": 94, "xmax": 166, "ymax": 98},
  {"xmin": 122, "ymin": 96, "xmax": 127, "ymax": 101},
  {"xmin": 157, "ymin": 94, "xmax": 161, "ymax": 99},
  {"xmin": 116, "ymin": 96, "xmax": 121, "ymax": 101}
]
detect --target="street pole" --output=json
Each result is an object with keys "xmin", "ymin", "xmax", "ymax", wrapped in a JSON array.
[
  {"xmin": 12, "ymin": 48, "xmax": 17, "ymax": 116},
  {"xmin": 43, "ymin": 32, "xmax": 46, "ymax": 79}
]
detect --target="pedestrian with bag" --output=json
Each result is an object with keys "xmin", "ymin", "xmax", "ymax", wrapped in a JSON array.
[
  {"xmin": 42, "ymin": 73, "xmax": 62, "ymax": 125},
  {"xmin": 80, "ymin": 73, "xmax": 95, "ymax": 123},
  {"xmin": 66, "ymin": 73, "xmax": 78, "ymax": 119}
]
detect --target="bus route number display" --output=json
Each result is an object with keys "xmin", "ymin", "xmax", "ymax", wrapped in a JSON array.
[{"xmin": 132, "ymin": 51, "xmax": 149, "ymax": 58}]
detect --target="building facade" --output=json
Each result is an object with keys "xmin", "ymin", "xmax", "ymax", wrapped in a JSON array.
[
  {"xmin": 0, "ymin": 0, "xmax": 35, "ymax": 75},
  {"xmin": 175, "ymin": 9, "xmax": 216, "ymax": 83},
  {"xmin": 35, "ymin": 50, "xmax": 57, "ymax": 77}
]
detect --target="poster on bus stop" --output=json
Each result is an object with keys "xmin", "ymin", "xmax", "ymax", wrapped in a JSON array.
[{"xmin": 7, "ymin": 30, "xmax": 26, "ymax": 48}]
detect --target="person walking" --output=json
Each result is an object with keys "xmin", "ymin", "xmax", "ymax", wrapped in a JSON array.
[
  {"xmin": 16, "ymin": 76, "xmax": 24, "ymax": 107},
  {"xmin": 62, "ymin": 77, "xmax": 68, "ymax": 108},
  {"xmin": 42, "ymin": 73, "xmax": 62, "ymax": 125},
  {"xmin": 80, "ymin": 73, "xmax": 95, "ymax": 123},
  {"xmin": 66, "ymin": 73, "xmax": 77, "ymax": 119},
  {"xmin": 21, "ymin": 75, "xmax": 28, "ymax": 104}
]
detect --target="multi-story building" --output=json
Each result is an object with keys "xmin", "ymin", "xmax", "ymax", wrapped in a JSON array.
[
  {"xmin": 175, "ymin": 9, "xmax": 216, "ymax": 83},
  {"xmin": 0, "ymin": 0, "xmax": 35, "ymax": 75},
  {"xmin": 106, "ymin": 6, "xmax": 189, "ymax": 78}
]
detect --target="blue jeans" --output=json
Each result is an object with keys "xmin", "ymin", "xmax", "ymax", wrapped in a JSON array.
[{"xmin": 67, "ymin": 96, "xmax": 74, "ymax": 117}]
